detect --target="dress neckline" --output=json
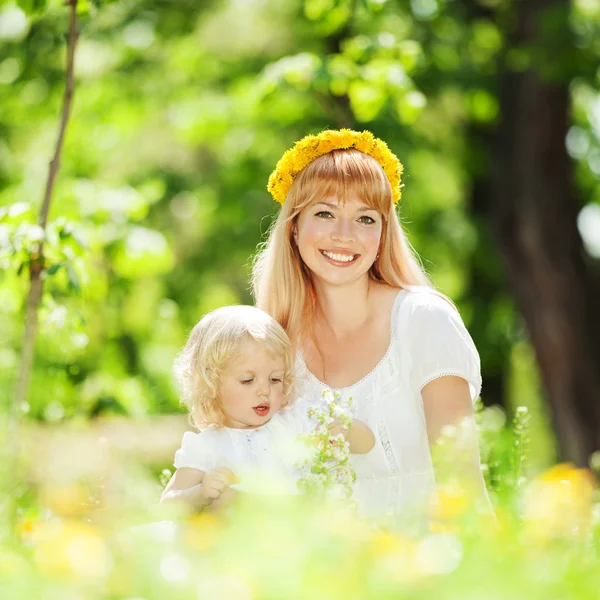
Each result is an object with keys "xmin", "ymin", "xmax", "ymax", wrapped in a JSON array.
[{"xmin": 298, "ymin": 288, "xmax": 408, "ymax": 392}]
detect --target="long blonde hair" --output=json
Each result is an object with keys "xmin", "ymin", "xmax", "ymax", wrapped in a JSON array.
[{"xmin": 252, "ymin": 149, "xmax": 432, "ymax": 346}]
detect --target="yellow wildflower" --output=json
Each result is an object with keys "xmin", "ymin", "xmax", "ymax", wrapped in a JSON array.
[
  {"xmin": 33, "ymin": 519, "xmax": 111, "ymax": 579},
  {"xmin": 523, "ymin": 462, "xmax": 597, "ymax": 541},
  {"xmin": 430, "ymin": 486, "xmax": 470, "ymax": 521},
  {"xmin": 183, "ymin": 512, "xmax": 223, "ymax": 552}
]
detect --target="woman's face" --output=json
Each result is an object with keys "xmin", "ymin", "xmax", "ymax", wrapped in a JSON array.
[{"xmin": 293, "ymin": 195, "xmax": 383, "ymax": 289}]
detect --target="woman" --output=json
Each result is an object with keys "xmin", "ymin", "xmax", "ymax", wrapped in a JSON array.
[{"xmin": 252, "ymin": 129, "xmax": 490, "ymax": 521}]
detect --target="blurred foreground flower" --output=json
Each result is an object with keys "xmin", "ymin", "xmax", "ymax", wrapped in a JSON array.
[
  {"xmin": 183, "ymin": 512, "xmax": 223, "ymax": 551},
  {"xmin": 296, "ymin": 389, "xmax": 356, "ymax": 502},
  {"xmin": 523, "ymin": 462, "xmax": 597, "ymax": 540},
  {"xmin": 430, "ymin": 485, "xmax": 470, "ymax": 522},
  {"xmin": 39, "ymin": 482, "xmax": 89, "ymax": 518},
  {"xmin": 32, "ymin": 519, "xmax": 112, "ymax": 579}
]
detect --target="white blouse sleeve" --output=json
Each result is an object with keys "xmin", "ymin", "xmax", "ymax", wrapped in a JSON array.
[
  {"xmin": 404, "ymin": 292, "xmax": 482, "ymax": 403},
  {"xmin": 173, "ymin": 431, "xmax": 214, "ymax": 472}
]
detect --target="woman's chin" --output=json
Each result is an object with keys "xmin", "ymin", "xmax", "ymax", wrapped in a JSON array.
[{"xmin": 311, "ymin": 267, "xmax": 372, "ymax": 288}]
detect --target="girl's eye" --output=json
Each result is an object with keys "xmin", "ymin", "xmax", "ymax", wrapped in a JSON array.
[
  {"xmin": 240, "ymin": 379, "xmax": 253, "ymax": 385},
  {"xmin": 270, "ymin": 377, "xmax": 283, "ymax": 384},
  {"xmin": 315, "ymin": 211, "xmax": 334, "ymax": 219},
  {"xmin": 358, "ymin": 215, "xmax": 376, "ymax": 224}
]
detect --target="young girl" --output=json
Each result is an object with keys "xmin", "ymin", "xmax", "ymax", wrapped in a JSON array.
[
  {"xmin": 252, "ymin": 129, "xmax": 493, "ymax": 518},
  {"xmin": 161, "ymin": 305, "xmax": 375, "ymax": 511}
]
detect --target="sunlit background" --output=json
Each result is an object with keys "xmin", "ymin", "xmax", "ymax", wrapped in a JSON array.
[{"xmin": 1, "ymin": 0, "xmax": 600, "ymax": 597}]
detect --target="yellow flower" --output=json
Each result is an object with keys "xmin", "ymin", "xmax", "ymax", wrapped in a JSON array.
[
  {"xmin": 183, "ymin": 513, "xmax": 223, "ymax": 552},
  {"xmin": 33, "ymin": 519, "xmax": 111, "ymax": 579},
  {"xmin": 430, "ymin": 486, "xmax": 470, "ymax": 521},
  {"xmin": 523, "ymin": 462, "xmax": 597, "ymax": 541},
  {"xmin": 353, "ymin": 131, "xmax": 375, "ymax": 154},
  {"xmin": 40, "ymin": 483, "xmax": 88, "ymax": 518},
  {"xmin": 369, "ymin": 530, "xmax": 414, "ymax": 558},
  {"xmin": 268, "ymin": 129, "xmax": 403, "ymax": 205}
]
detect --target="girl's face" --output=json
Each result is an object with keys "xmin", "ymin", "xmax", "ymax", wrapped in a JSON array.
[
  {"xmin": 218, "ymin": 339, "xmax": 286, "ymax": 429},
  {"xmin": 294, "ymin": 195, "xmax": 383, "ymax": 288}
]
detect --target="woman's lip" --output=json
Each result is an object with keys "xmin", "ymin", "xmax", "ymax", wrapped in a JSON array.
[
  {"xmin": 319, "ymin": 250, "xmax": 360, "ymax": 265},
  {"xmin": 320, "ymin": 249, "xmax": 356, "ymax": 255}
]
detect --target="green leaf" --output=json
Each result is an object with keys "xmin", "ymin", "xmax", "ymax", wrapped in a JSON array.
[
  {"xmin": 67, "ymin": 264, "xmax": 80, "ymax": 292},
  {"xmin": 16, "ymin": 261, "xmax": 27, "ymax": 276},
  {"xmin": 46, "ymin": 263, "xmax": 63, "ymax": 275},
  {"xmin": 17, "ymin": 0, "xmax": 48, "ymax": 15}
]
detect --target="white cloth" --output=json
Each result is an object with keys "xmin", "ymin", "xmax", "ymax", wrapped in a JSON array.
[
  {"xmin": 174, "ymin": 398, "xmax": 315, "ymax": 495},
  {"xmin": 296, "ymin": 289, "xmax": 482, "ymax": 519}
]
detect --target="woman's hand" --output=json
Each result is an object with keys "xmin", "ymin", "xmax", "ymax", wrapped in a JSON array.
[{"xmin": 328, "ymin": 419, "xmax": 376, "ymax": 454}]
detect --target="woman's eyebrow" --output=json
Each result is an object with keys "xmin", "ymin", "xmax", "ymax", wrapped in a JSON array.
[{"xmin": 314, "ymin": 202, "xmax": 376, "ymax": 212}]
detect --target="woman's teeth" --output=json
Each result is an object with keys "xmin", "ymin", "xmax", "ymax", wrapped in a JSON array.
[{"xmin": 321, "ymin": 251, "xmax": 356, "ymax": 263}]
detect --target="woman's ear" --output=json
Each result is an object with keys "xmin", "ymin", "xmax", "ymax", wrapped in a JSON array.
[{"xmin": 292, "ymin": 224, "xmax": 298, "ymax": 243}]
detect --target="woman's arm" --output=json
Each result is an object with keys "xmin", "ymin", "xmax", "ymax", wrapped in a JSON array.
[{"xmin": 422, "ymin": 376, "xmax": 495, "ymax": 515}]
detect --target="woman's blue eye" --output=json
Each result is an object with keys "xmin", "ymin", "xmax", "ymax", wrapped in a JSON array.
[
  {"xmin": 358, "ymin": 215, "xmax": 376, "ymax": 224},
  {"xmin": 315, "ymin": 211, "xmax": 334, "ymax": 219}
]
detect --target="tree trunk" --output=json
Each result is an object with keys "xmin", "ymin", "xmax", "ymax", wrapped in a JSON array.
[{"xmin": 490, "ymin": 0, "xmax": 600, "ymax": 465}]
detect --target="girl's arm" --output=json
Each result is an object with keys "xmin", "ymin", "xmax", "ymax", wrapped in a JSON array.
[{"xmin": 160, "ymin": 466, "xmax": 238, "ymax": 511}]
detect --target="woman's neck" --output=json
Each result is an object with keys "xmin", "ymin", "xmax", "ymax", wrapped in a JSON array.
[{"xmin": 312, "ymin": 278, "xmax": 375, "ymax": 337}]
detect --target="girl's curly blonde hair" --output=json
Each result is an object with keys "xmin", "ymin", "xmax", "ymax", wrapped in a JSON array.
[{"xmin": 173, "ymin": 305, "xmax": 296, "ymax": 430}]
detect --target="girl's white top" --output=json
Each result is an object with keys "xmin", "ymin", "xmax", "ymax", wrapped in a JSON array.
[
  {"xmin": 174, "ymin": 399, "xmax": 315, "ymax": 495},
  {"xmin": 296, "ymin": 289, "xmax": 482, "ymax": 519}
]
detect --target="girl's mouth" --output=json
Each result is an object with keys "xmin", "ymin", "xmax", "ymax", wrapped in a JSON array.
[{"xmin": 253, "ymin": 404, "xmax": 270, "ymax": 417}]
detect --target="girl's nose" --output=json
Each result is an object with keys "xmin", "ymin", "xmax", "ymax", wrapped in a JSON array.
[{"xmin": 256, "ymin": 381, "xmax": 270, "ymax": 397}]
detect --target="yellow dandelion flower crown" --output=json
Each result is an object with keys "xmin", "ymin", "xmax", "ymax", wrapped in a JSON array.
[{"xmin": 268, "ymin": 129, "xmax": 403, "ymax": 205}]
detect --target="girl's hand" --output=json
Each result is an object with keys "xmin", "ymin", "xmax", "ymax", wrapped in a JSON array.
[{"xmin": 198, "ymin": 467, "xmax": 239, "ymax": 505}]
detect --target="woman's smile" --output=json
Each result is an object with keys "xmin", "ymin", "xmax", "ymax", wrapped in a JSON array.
[{"xmin": 319, "ymin": 249, "xmax": 360, "ymax": 266}]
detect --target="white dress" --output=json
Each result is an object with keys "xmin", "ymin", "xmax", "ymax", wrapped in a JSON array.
[
  {"xmin": 174, "ymin": 398, "xmax": 315, "ymax": 495},
  {"xmin": 295, "ymin": 289, "xmax": 482, "ymax": 520}
]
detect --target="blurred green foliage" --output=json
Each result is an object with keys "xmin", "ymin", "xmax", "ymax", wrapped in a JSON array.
[
  {"xmin": 1, "ymin": 0, "xmax": 600, "ymax": 472},
  {"xmin": 1, "ymin": 3, "xmax": 600, "ymax": 594}
]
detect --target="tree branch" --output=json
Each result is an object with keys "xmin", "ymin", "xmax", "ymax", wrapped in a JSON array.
[{"xmin": 10, "ymin": 0, "xmax": 79, "ymax": 431}]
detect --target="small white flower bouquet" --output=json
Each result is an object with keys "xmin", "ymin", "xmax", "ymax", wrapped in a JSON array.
[{"xmin": 296, "ymin": 389, "xmax": 357, "ymax": 502}]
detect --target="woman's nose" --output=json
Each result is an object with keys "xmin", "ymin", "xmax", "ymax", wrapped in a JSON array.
[{"xmin": 331, "ymin": 218, "xmax": 355, "ymax": 242}]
